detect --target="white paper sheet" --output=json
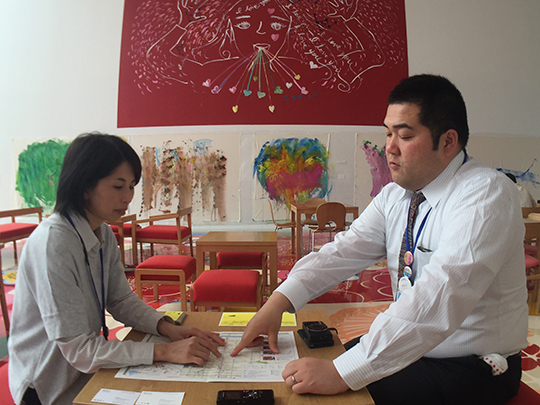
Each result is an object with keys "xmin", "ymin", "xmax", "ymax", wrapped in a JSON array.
[{"xmin": 116, "ymin": 331, "xmax": 298, "ymax": 382}]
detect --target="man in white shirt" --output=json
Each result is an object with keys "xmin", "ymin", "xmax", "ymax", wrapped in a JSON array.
[{"xmin": 232, "ymin": 75, "xmax": 528, "ymax": 404}]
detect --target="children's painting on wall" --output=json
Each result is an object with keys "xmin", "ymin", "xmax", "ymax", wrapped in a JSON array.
[
  {"xmin": 118, "ymin": 0, "xmax": 408, "ymax": 127},
  {"xmin": 252, "ymin": 134, "xmax": 330, "ymax": 221},
  {"xmin": 13, "ymin": 138, "xmax": 72, "ymax": 214},
  {"xmin": 131, "ymin": 134, "xmax": 241, "ymax": 222},
  {"xmin": 355, "ymin": 133, "xmax": 392, "ymax": 211},
  {"xmin": 467, "ymin": 136, "xmax": 540, "ymax": 204}
]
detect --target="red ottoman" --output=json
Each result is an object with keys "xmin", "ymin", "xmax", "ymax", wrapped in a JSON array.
[
  {"xmin": 190, "ymin": 270, "xmax": 263, "ymax": 312},
  {"xmin": 135, "ymin": 255, "xmax": 196, "ymax": 311}
]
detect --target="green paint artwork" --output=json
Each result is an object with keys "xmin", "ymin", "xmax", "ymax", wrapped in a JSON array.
[{"xmin": 16, "ymin": 139, "xmax": 71, "ymax": 210}]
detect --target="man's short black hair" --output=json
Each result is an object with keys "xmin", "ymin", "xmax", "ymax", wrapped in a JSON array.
[
  {"xmin": 54, "ymin": 132, "xmax": 142, "ymax": 219},
  {"xmin": 388, "ymin": 74, "xmax": 469, "ymax": 150}
]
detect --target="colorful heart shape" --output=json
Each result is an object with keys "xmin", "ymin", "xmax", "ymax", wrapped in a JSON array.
[
  {"xmin": 244, "ymin": 89, "xmax": 252, "ymax": 97},
  {"xmin": 310, "ymin": 61, "xmax": 318, "ymax": 69},
  {"xmin": 301, "ymin": 87, "xmax": 308, "ymax": 95},
  {"xmin": 269, "ymin": 105, "xmax": 275, "ymax": 112},
  {"xmin": 202, "ymin": 79, "xmax": 211, "ymax": 87},
  {"xmin": 211, "ymin": 86, "xmax": 220, "ymax": 94},
  {"xmin": 274, "ymin": 86, "xmax": 283, "ymax": 94},
  {"xmin": 271, "ymin": 34, "xmax": 279, "ymax": 42},
  {"xmin": 253, "ymin": 76, "xmax": 258, "ymax": 82},
  {"xmin": 257, "ymin": 91, "xmax": 266, "ymax": 99},
  {"xmin": 232, "ymin": 105, "xmax": 239, "ymax": 113},
  {"xmin": 267, "ymin": 8, "xmax": 275, "ymax": 14},
  {"xmin": 294, "ymin": 74, "xmax": 301, "ymax": 80},
  {"xmin": 286, "ymin": 82, "xmax": 293, "ymax": 88},
  {"xmin": 229, "ymin": 86, "xmax": 237, "ymax": 94}
]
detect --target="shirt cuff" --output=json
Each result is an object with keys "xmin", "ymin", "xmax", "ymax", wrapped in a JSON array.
[
  {"xmin": 274, "ymin": 277, "xmax": 312, "ymax": 312},
  {"xmin": 333, "ymin": 345, "xmax": 379, "ymax": 391}
]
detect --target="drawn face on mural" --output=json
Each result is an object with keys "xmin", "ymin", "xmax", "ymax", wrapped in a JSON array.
[{"xmin": 232, "ymin": 0, "xmax": 291, "ymax": 57}]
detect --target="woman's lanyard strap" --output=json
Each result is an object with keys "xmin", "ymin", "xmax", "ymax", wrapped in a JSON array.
[{"xmin": 66, "ymin": 214, "xmax": 108, "ymax": 340}]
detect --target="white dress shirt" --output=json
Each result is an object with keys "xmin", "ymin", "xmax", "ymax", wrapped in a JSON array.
[
  {"xmin": 9, "ymin": 213, "xmax": 164, "ymax": 405},
  {"xmin": 276, "ymin": 151, "xmax": 528, "ymax": 391}
]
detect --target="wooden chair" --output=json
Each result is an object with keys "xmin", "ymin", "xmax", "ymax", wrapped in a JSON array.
[
  {"xmin": 217, "ymin": 251, "xmax": 268, "ymax": 286},
  {"xmin": 507, "ymin": 381, "xmax": 540, "ymax": 404},
  {"xmin": 302, "ymin": 197, "xmax": 326, "ymax": 226},
  {"xmin": 308, "ymin": 202, "xmax": 346, "ymax": 252},
  {"xmin": 132, "ymin": 207, "xmax": 193, "ymax": 266},
  {"xmin": 190, "ymin": 269, "xmax": 263, "ymax": 312},
  {"xmin": 0, "ymin": 207, "xmax": 42, "ymax": 271},
  {"xmin": 135, "ymin": 255, "xmax": 196, "ymax": 311},
  {"xmin": 268, "ymin": 200, "xmax": 296, "ymax": 253},
  {"xmin": 0, "ymin": 243, "xmax": 10, "ymax": 336},
  {"xmin": 522, "ymin": 207, "xmax": 540, "ymax": 219},
  {"xmin": 0, "ymin": 363, "xmax": 16, "ymax": 405},
  {"xmin": 107, "ymin": 213, "xmax": 137, "ymax": 267},
  {"xmin": 524, "ymin": 217, "xmax": 540, "ymax": 310}
]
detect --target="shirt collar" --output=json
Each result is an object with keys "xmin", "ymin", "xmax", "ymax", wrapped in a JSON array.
[
  {"xmin": 419, "ymin": 150, "xmax": 466, "ymax": 208},
  {"xmin": 66, "ymin": 212, "xmax": 102, "ymax": 252}
]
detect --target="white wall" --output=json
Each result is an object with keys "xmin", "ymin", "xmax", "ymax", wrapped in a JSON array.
[{"xmin": 1, "ymin": 0, "xmax": 539, "ymax": 219}]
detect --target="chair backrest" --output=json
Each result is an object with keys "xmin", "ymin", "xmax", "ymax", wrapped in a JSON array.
[
  {"xmin": 314, "ymin": 202, "xmax": 347, "ymax": 232},
  {"xmin": 525, "ymin": 220, "xmax": 540, "ymax": 246},
  {"xmin": 304, "ymin": 197, "xmax": 326, "ymax": 207},
  {"xmin": 522, "ymin": 207, "xmax": 540, "ymax": 218},
  {"xmin": 268, "ymin": 200, "xmax": 279, "ymax": 227}
]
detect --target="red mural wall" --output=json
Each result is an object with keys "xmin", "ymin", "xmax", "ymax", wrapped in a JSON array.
[{"xmin": 118, "ymin": 0, "xmax": 408, "ymax": 127}]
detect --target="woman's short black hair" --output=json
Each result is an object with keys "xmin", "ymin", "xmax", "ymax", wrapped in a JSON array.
[{"xmin": 54, "ymin": 132, "xmax": 142, "ymax": 218}]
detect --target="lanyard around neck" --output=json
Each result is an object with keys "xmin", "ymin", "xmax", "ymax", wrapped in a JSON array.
[
  {"xmin": 66, "ymin": 214, "xmax": 108, "ymax": 340},
  {"xmin": 405, "ymin": 206, "xmax": 432, "ymax": 255}
]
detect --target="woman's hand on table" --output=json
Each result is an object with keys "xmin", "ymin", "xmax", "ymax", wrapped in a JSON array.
[
  {"xmin": 158, "ymin": 318, "xmax": 225, "ymax": 346},
  {"xmin": 154, "ymin": 336, "xmax": 222, "ymax": 366}
]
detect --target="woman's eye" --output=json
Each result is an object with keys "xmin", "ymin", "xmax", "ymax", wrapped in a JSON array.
[
  {"xmin": 235, "ymin": 21, "xmax": 251, "ymax": 30},
  {"xmin": 271, "ymin": 22, "xmax": 286, "ymax": 31}
]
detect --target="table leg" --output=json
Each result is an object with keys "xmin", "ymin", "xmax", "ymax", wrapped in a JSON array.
[
  {"xmin": 209, "ymin": 252, "xmax": 217, "ymax": 269},
  {"xmin": 269, "ymin": 246, "xmax": 278, "ymax": 291},
  {"xmin": 196, "ymin": 248, "xmax": 205, "ymax": 280},
  {"xmin": 295, "ymin": 212, "xmax": 303, "ymax": 261}
]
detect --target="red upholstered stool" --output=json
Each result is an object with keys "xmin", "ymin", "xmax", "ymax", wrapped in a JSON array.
[
  {"xmin": 190, "ymin": 270, "xmax": 263, "ymax": 312},
  {"xmin": 507, "ymin": 381, "xmax": 540, "ymax": 404},
  {"xmin": 217, "ymin": 252, "xmax": 268, "ymax": 286},
  {"xmin": 135, "ymin": 255, "xmax": 196, "ymax": 311},
  {"xmin": 0, "ymin": 363, "xmax": 15, "ymax": 405}
]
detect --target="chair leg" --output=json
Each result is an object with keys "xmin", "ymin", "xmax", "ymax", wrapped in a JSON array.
[
  {"xmin": 0, "ymin": 260, "xmax": 9, "ymax": 335},
  {"xmin": 13, "ymin": 241, "xmax": 18, "ymax": 266}
]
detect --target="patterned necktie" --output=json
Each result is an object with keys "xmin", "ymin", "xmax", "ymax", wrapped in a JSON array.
[{"xmin": 397, "ymin": 192, "xmax": 426, "ymax": 281}]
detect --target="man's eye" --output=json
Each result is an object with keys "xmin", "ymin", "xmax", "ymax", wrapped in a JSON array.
[{"xmin": 235, "ymin": 21, "xmax": 251, "ymax": 30}]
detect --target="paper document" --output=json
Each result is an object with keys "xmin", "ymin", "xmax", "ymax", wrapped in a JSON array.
[
  {"xmin": 91, "ymin": 388, "xmax": 140, "ymax": 405},
  {"xmin": 116, "ymin": 331, "xmax": 298, "ymax": 382},
  {"xmin": 136, "ymin": 391, "xmax": 185, "ymax": 405},
  {"xmin": 219, "ymin": 312, "xmax": 296, "ymax": 326}
]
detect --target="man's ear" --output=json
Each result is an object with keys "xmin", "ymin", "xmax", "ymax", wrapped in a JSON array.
[{"xmin": 440, "ymin": 129, "xmax": 460, "ymax": 157}]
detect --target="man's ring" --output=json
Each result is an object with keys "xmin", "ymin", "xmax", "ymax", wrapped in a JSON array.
[{"xmin": 291, "ymin": 374, "xmax": 297, "ymax": 384}]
